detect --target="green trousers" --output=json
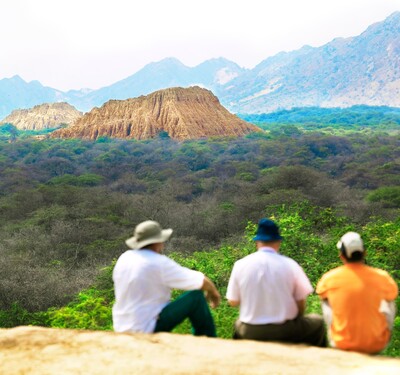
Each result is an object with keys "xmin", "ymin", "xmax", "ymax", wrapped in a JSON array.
[{"xmin": 154, "ymin": 290, "xmax": 216, "ymax": 337}]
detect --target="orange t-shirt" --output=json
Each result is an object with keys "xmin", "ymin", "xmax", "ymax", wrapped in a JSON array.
[{"xmin": 316, "ymin": 263, "xmax": 398, "ymax": 353}]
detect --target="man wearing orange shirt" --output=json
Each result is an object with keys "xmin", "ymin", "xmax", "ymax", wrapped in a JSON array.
[{"xmin": 316, "ymin": 232, "xmax": 398, "ymax": 354}]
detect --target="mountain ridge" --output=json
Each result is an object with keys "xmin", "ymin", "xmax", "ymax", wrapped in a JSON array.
[
  {"xmin": 1, "ymin": 11, "xmax": 399, "ymax": 117},
  {"xmin": 223, "ymin": 11, "xmax": 400, "ymax": 113}
]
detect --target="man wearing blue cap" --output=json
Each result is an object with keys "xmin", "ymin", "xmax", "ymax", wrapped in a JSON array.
[{"xmin": 226, "ymin": 218, "xmax": 326, "ymax": 346}]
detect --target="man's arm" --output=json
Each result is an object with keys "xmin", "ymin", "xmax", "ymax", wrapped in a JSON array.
[
  {"xmin": 379, "ymin": 300, "xmax": 396, "ymax": 330},
  {"xmin": 226, "ymin": 263, "xmax": 240, "ymax": 307},
  {"xmin": 201, "ymin": 276, "xmax": 221, "ymax": 308},
  {"xmin": 296, "ymin": 299, "xmax": 306, "ymax": 316}
]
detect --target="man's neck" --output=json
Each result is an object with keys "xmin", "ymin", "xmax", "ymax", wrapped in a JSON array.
[{"xmin": 256, "ymin": 241, "xmax": 281, "ymax": 252}]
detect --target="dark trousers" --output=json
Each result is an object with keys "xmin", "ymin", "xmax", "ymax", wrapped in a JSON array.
[
  {"xmin": 154, "ymin": 290, "xmax": 216, "ymax": 337},
  {"xmin": 234, "ymin": 313, "xmax": 327, "ymax": 347}
]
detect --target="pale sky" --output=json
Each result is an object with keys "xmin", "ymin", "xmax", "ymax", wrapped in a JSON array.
[{"xmin": 1, "ymin": 0, "xmax": 399, "ymax": 91}]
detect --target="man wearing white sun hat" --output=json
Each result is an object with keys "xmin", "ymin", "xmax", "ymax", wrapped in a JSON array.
[
  {"xmin": 112, "ymin": 220, "xmax": 220, "ymax": 336},
  {"xmin": 317, "ymin": 231, "xmax": 398, "ymax": 353}
]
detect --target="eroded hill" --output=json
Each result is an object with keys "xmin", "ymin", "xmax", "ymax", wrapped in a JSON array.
[
  {"xmin": 51, "ymin": 86, "xmax": 260, "ymax": 140},
  {"xmin": 1, "ymin": 102, "xmax": 82, "ymax": 131}
]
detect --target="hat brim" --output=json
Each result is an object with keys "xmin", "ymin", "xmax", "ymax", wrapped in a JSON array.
[
  {"xmin": 126, "ymin": 228, "xmax": 173, "ymax": 249},
  {"xmin": 253, "ymin": 234, "xmax": 283, "ymax": 242}
]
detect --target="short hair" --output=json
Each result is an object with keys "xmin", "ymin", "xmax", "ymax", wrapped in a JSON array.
[{"xmin": 340, "ymin": 244, "xmax": 364, "ymax": 263}]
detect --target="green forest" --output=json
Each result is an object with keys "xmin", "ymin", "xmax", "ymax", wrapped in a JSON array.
[
  {"xmin": 0, "ymin": 110, "xmax": 399, "ymax": 357},
  {"xmin": 240, "ymin": 105, "xmax": 400, "ymax": 133}
]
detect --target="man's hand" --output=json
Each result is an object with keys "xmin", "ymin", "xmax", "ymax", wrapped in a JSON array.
[
  {"xmin": 202, "ymin": 276, "xmax": 221, "ymax": 308},
  {"xmin": 205, "ymin": 290, "xmax": 221, "ymax": 308},
  {"xmin": 228, "ymin": 299, "xmax": 240, "ymax": 307}
]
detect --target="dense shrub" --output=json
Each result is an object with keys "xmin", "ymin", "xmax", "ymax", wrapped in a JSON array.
[{"xmin": 0, "ymin": 129, "xmax": 399, "ymax": 356}]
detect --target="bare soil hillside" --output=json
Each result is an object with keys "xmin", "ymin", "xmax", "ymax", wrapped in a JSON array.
[
  {"xmin": 51, "ymin": 86, "xmax": 260, "ymax": 140},
  {"xmin": 1, "ymin": 102, "xmax": 82, "ymax": 130}
]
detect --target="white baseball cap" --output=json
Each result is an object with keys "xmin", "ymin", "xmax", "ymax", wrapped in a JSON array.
[{"xmin": 337, "ymin": 232, "xmax": 364, "ymax": 258}]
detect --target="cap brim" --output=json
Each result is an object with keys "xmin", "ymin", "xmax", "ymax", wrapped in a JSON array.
[{"xmin": 253, "ymin": 235, "xmax": 283, "ymax": 241}]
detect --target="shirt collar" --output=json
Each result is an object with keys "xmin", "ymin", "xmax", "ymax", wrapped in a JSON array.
[{"xmin": 258, "ymin": 246, "xmax": 277, "ymax": 254}]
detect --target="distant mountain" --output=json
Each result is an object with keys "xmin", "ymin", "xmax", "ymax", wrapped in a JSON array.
[
  {"xmin": 222, "ymin": 11, "xmax": 400, "ymax": 113},
  {"xmin": 1, "ymin": 12, "xmax": 399, "ymax": 116},
  {"xmin": 51, "ymin": 86, "xmax": 260, "ymax": 141},
  {"xmin": 0, "ymin": 58, "xmax": 244, "ymax": 117},
  {"xmin": 1, "ymin": 102, "xmax": 82, "ymax": 130},
  {"xmin": 0, "ymin": 76, "xmax": 64, "ymax": 119},
  {"xmin": 66, "ymin": 57, "xmax": 245, "ymax": 112}
]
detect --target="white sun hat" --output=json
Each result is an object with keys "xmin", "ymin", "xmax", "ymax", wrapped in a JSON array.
[{"xmin": 126, "ymin": 220, "xmax": 173, "ymax": 249}]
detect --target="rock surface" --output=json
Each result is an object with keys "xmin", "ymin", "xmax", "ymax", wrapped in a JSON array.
[
  {"xmin": 51, "ymin": 86, "xmax": 260, "ymax": 140},
  {"xmin": 1, "ymin": 102, "xmax": 82, "ymax": 130},
  {"xmin": 0, "ymin": 326, "xmax": 399, "ymax": 374}
]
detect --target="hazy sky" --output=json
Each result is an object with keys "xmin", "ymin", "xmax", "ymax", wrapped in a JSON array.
[{"xmin": 1, "ymin": 0, "xmax": 399, "ymax": 91}]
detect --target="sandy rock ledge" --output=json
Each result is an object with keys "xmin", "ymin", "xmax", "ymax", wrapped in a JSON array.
[{"xmin": 0, "ymin": 326, "xmax": 399, "ymax": 374}]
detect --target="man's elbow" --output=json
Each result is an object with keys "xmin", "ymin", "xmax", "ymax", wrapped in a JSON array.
[{"xmin": 228, "ymin": 299, "xmax": 240, "ymax": 307}]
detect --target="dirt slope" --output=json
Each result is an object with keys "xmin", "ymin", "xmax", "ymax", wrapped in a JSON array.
[
  {"xmin": 51, "ymin": 86, "xmax": 260, "ymax": 140},
  {"xmin": 1, "ymin": 102, "xmax": 82, "ymax": 130}
]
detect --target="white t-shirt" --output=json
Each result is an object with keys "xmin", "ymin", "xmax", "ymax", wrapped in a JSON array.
[
  {"xmin": 226, "ymin": 247, "xmax": 313, "ymax": 324},
  {"xmin": 112, "ymin": 249, "xmax": 204, "ymax": 333}
]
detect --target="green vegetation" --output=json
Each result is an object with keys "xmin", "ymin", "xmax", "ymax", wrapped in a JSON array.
[
  {"xmin": 0, "ymin": 123, "xmax": 58, "ymax": 140},
  {"xmin": 367, "ymin": 186, "xmax": 400, "ymax": 208},
  {"xmin": 2, "ymin": 204, "xmax": 398, "ymax": 355},
  {"xmin": 239, "ymin": 105, "xmax": 400, "ymax": 135},
  {"xmin": 0, "ymin": 108, "xmax": 399, "ymax": 357}
]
